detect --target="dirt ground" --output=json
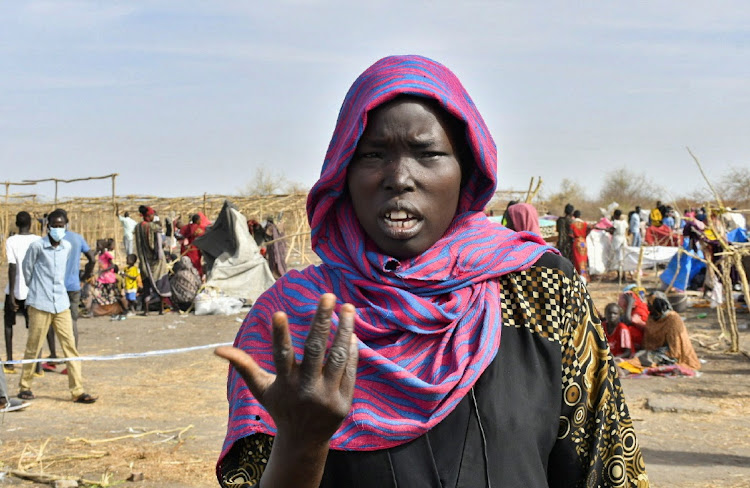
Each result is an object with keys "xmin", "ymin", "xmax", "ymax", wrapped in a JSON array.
[{"xmin": 1, "ymin": 274, "xmax": 749, "ymax": 487}]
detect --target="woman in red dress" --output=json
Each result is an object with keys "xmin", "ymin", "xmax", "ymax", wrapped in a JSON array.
[
  {"xmin": 180, "ymin": 214, "xmax": 207, "ymax": 277},
  {"xmin": 570, "ymin": 209, "xmax": 590, "ymax": 281}
]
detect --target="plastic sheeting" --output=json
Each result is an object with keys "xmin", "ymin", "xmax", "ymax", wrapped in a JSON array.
[
  {"xmin": 621, "ymin": 246, "xmax": 679, "ymax": 272},
  {"xmin": 586, "ymin": 229, "xmax": 612, "ymax": 276},
  {"xmin": 659, "ymin": 247, "xmax": 706, "ymax": 291},
  {"xmin": 727, "ymin": 227, "xmax": 748, "ymax": 243},
  {"xmin": 659, "ymin": 227, "xmax": 747, "ymax": 291},
  {"xmin": 193, "ymin": 200, "xmax": 275, "ymax": 304}
]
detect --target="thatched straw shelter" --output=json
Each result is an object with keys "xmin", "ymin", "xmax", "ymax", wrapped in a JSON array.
[{"xmin": 1, "ymin": 188, "xmax": 312, "ymax": 268}]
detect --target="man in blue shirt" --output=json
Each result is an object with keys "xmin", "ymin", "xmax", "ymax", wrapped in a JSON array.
[
  {"xmin": 43, "ymin": 208, "xmax": 95, "ymax": 370},
  {"xmin": 18, "ymin": 209, "xmax": 96, "ymax": 404}
]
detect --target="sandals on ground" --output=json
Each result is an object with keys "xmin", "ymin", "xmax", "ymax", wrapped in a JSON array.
[
  {"xmin": 18, "ymin": 390, "xmax": 35, "ymax": 400},
  {"xmin": 74, "ymin": 393, "xmax": 98, "ymax": 404},
  {"xmin": 42, "ymin": 362, "xmax": 57, "ymax": 372}
]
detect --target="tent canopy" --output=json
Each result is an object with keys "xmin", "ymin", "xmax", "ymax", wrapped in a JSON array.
[{"xmin": 193, "ymin": 200, "xmax": 275, "ymax": 303}]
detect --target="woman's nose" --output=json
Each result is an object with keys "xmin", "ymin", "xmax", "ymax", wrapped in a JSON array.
[{"xmin": 383, "ymin": 157, "xmax": 415, "ymax": 193}]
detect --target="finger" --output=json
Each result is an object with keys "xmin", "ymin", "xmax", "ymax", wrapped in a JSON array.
[
  {"xmin": 215, "ymin": 346, "xmax": 274, "ymax": 401},
  {"xmin": 300, "ymin": 293, "xmax": 336, "ymax": 381},
  {"xmin": 339, "ymin": 333, "xmax": 359, "ymax": 395},
  {"xmin": 324, "ymin": 303, "xmax": 355, "ymax": 383},
  {"xmin": 271, "ymin": 312, "xmax": 295, "ymax": 378}
]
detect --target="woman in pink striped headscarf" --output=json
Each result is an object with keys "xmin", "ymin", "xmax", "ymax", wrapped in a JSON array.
[
  {"xmin": 505, "ymin": 202, "xmax": 542, "ymax": 236},
  {"xmin": 214, "ymin": 55, "xmax": 648, "ymax": 488}
]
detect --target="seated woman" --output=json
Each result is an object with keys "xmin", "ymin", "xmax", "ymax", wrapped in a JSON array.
[
  {"xmin": 170, "ymin": 256, "xmax": 202, "ymax": 312},
  {"xmin": 618, "ymin": 288, "xmax": 649, "ymax": 344},
  {"xmin": 214, "ymin": 55, "xmax": 648, "ymax": 487},
  {"xmin": 602, "ymin": 303, "xmax": 640, "ymax": 358},
  {"xmin": 91, "ymin": 240, "xmax": 127, "ymax": 317},
  {"xmin": 640, "ymin": 291, "xmax": 701, "ymax": 370}
]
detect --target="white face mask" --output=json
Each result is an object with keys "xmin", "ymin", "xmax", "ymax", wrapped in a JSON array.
[{"xmin": 49, "ymin": 227, "xmax": 67, "ymax": 242}]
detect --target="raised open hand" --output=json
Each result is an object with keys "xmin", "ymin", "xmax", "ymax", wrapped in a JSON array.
[{"xmin": 215, "ymin": 294, "xmax": 358, "ymax": 445}]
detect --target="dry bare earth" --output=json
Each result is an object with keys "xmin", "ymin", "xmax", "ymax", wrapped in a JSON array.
[
  {"xmin": 0, "ymin": 276, "xmax": 748, "ymax": 487},
  {"xmin": 587, "ymin": 276, "xmax": 750, "ymax": 488},
  {"xmin": 0, "ymin": 312, "xmax": 238, "ymax": 487}
]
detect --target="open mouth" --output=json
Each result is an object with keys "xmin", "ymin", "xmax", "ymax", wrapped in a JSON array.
[
  {"xmin": 384, "ymin": 210, "xmax": 419, "ymax": 229},
  {"xmin": 379, "ymin": 208, "xmax": 423, "ymax": 239}
]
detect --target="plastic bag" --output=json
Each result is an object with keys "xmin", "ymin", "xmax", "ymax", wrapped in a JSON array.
[{"xmin": 194, "ymin": 291, "xmax": 245, "ymax": 316}]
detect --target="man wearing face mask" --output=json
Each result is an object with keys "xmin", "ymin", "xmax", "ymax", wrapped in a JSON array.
[
  {"xmin": 41, "ymin": 208, "xmax": 96, "ymax": 375},
  {"xmin": 17, "ymin": 209, "xmax": 97, "ymax": 403}
]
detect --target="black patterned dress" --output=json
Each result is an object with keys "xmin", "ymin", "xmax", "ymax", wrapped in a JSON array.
[
  {"xmin": 217, "ymin": 253, "xmax": 649, "ymax": 488},
  {"xmin": 556, "ymin": 216, "xmax": 574, "ymax": 263}
]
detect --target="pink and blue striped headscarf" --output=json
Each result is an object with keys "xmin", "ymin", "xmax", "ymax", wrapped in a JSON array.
[{"xmin": 220, "ymin": 55, "xmax": 554, "ymax": 461}]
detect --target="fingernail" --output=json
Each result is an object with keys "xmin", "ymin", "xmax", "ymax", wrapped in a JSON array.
[{"xmin": 320, "ymin": 293, "xmax": 336, "ymax": 307}]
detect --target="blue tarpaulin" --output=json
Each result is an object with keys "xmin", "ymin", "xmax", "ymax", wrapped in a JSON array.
[
  {"xmin": 660, "ymin": 227, "xmax": 747, "ymax": 290},
  {"xmin": 660, "ymin": 245, "xmax": 705, "ymax": 291},
  {"xmin": 727, "ymin": 227, "xmax": 748, "ymax": 243}
]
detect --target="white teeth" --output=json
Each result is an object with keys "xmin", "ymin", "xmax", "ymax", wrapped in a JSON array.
[
  {"xmin": 386, "ymin": 210, "xmax": 412, "ymax": 220},
  {"xmin": 385, "ymin": 219, "xmax": 417, "ymax": 229}
]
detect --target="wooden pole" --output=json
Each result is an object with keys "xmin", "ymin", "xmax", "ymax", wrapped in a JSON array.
[
  {"xmin": 112, "ymin": 174, "xmax": 120, "ymax": 262},
  {"xmin": 687, "ymin": 147, "xmax": 724, "ymax": 210},
  {"xmin": 54, "ymin": 180, "xmax": 58, "ymax": 206},
  {"xmin": 524, "ymin": 177, "xmax": 535, "ymax": 203},
  {"xmin": 3, "ymin": 183, "xmax": 9, "ymax": 264},
  {"xmin": 635, "ymin": 245, "xmax": 645, "ymax": 288},
  {"xmin": 526, "ymin": 177, "xmax": 543, "ymax": 204},
  {"xmin": 203, "ymin": 193, "xmax": 207, "ymax": 216},
  {"xmin": 721, "ymin": 260, "xmax": 740, "ymax": 352}
]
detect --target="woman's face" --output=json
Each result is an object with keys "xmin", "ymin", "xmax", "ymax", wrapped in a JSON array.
[{"xmin": 347, "ymin": 97, "xmax": 463, "ymax": 260}]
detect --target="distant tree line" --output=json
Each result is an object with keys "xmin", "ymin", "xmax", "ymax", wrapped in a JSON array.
[
  {"xmin": 539, "ymin": 166, "xmax": 750, "ymax": 220},
  {"xmin": 240, "ymin": 165, "xmax": 750, "ymax": 222}
]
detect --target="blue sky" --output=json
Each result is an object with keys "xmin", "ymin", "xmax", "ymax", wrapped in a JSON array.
[{"xmin": 2, "ymin": 1, "xmax": 748, "ymax": 201}]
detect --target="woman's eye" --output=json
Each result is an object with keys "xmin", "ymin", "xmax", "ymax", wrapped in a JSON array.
[{"xmin": 357, "ymin": 152, "xmax": 383, "ymax": 160}]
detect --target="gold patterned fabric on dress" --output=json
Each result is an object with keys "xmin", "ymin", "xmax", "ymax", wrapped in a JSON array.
[{"xmin": 218, "ymin": 263, "xmax": 649, "ymax": 488}]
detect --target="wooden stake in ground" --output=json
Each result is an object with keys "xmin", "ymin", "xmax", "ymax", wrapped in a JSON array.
[
  {"xmin": 525, "ymin": 176, "xmax": 543, "ymax": 204},
  {"xmin": 635, "ymin": 245, "xmax": 645, "ymax": 288}
]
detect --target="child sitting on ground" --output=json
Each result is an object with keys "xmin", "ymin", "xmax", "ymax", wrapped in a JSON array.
[
  {"xmin": 602, "ymin": 302, "xmax": 643, "ymax": 358},
  {"xmin": 123, "ymin": 254, "xmax": 142, "ymax": 316}
]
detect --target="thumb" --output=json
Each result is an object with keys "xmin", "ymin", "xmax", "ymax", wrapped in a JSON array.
[{"xmin": 215, "ymin": 346, "xmax": 275, "ymax": 401}]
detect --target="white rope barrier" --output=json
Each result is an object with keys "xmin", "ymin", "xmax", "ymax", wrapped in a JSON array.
[{"xmin": 2, "ymin": 342, "xmax": 233, "ymax": 366}]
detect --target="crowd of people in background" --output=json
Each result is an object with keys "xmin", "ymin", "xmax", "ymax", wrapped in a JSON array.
[
  {"xmin": 498, "ymin": 198, "xmax": 713, "ymax": 377},
  {"xmin": 1, "ymin": 204, "xmax": 290, "ymax": 412},
  {"xmin": 2, "ymin": 189, "xmax": 744, "ymax": 415},
  {"xmin": 550, "ymin": 200, "xmax": 733, "ymax": 282},
  {"xmin": 2, "ymin": 208, "xmax": 98, "ymax": 409}
]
